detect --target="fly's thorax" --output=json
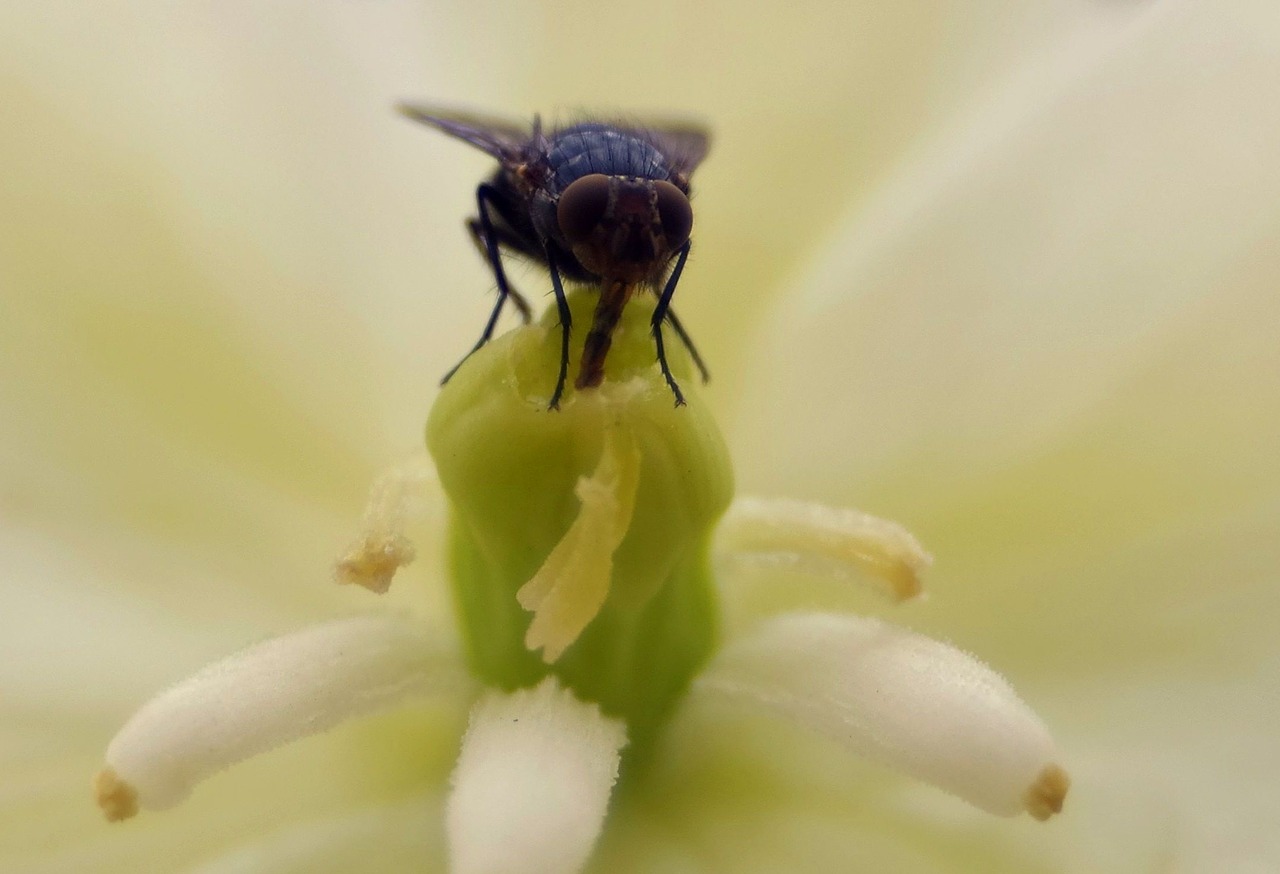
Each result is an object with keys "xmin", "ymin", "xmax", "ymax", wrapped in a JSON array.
[{"xmin": 544, "ymin": 124, "xmax": 672, "ymax": 189}]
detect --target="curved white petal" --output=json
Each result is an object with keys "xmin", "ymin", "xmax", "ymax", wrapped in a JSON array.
[
  {"xmin": 738, "ymin": 0, "xmax": 1280, "ymax": 494},
  {"xmin": 0, "ymin": 4, "xmax": 502, "ymax": 610},
  {"xmin": 447, "ymin": 678, "xmax": 626, "ymax": 874},
  {"xmin": 184, "ymin": 798, "xmax": 445, "ymax": 874},
  {"xmin": 695, "ymin": 612, "xmax": 1067, "ymax": 819},
  {"xmin": 98, "ymin": 616, "xmax": 464, "ymax": 820}
]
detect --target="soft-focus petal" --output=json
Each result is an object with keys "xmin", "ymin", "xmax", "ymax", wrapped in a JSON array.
[
  {"xmin": 733, "ymin": 3, "xmax": 1280, "ymax": 860},
  {"xmin": 183, "ymin": 798, "xmax": 445, "ymax": 874},
  {"xmin": 3, "ymin": 704, "xmax": 466, "ymax": 873},
  {"xmin": 99, "ymin": 616, "xmax": 465, "ymax": 819},
  {"xmin": 696, "ymin": 613, "xmax": 1066, "ymax": 819},
  {"xmin": 447, "ymin": 679, "xmax": 626, "ymax": 874},
  {"xmin": 739, "ymin": 0, "xmax": 1280, "ymax": 503}
]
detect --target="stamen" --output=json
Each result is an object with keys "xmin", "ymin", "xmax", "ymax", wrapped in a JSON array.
[
  {"xmin": 696, "ymin": 612, "xmax": 1068, "ymax": 819},
  {"xmin": 517, "ymin": 425, "xmax": 641, "ymax": 663},
  {"xmin": 447, "ymin": 678, "xmax": 626, "ymax": 874},
  {"xmin": 716, "ymin": 497, "xmax": 931, "ymax": 601},
  {"xmin": 335, "ymin": 454, "xmax": 440, "ymax": 593},
  {"xmin": 95, "ymin": 615, "xmax": 463, "ymax": 820}
]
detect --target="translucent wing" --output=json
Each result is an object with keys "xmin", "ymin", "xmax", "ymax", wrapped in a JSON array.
[
  {"xmin": 637, "ymin": 122, "xmax": 711, "ymax": 177},
  {"xmin": 397, "ymin": 103, "xmax": 532, "ymax": 162}
]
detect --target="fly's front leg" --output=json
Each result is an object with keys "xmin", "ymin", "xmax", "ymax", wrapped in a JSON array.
[
  {"xmin": 664, "ymin": 307, "xmax": 709, "ymax": 384},
  {"xmin": 651, "ymin": 240, "xmax": 692, "ymax": 406},
  {"xmin": 442, "ymin": 183, "xmax": 526, "ymax": 384}
]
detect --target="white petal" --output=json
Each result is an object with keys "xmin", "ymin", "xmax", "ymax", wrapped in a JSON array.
[
  {"xmin": 695, "ymin": 612, "xmax": 1067, "ymax": 820},
  {"xmin": 446, "ymin": 678, "xmax": 626, "ymax": 874},
  {"xmin": 98, "ymin": 616, "xmax": 463, "ymax": 820},
  {"xmin": 184, "ymin": 798, "xmax": 444, "ymax": 874},
  {"xmin": 737, "ymin": 1, "xmax": 1280, "ymax": 494}
]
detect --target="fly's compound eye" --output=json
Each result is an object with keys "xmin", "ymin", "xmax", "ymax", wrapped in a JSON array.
[
  {"xmin": 654, "ymin": 180, "xmax": 693, "ymax": 250},
  {"xmin": 557, "ymin": 173, "xmax": 611, "ymax": 245}
]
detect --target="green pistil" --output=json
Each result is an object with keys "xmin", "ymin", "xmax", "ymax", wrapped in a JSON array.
[{"xmin": 427, "ymin": 290, "xmax": 734, "ymax": 762}]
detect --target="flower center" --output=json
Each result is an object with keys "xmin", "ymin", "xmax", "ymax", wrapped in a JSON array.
[{"xmin": 426, "ymin": 289, "xmax": 734, "ymax": 761}]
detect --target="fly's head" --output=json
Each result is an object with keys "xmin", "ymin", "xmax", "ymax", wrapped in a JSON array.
[{"xmin": 555, "ymin": 174, "xmax": 693, "ymax": 284}]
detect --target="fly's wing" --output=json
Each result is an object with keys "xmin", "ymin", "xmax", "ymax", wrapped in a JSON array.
[
  {"xmin": 638, "ymin": 122, "xmax": 711, "ymax": 178},
  {"xmin": 397, "ymin": 103, "xmax": 533, "ymax": 162}
]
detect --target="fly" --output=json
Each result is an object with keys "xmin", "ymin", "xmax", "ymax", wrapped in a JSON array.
[{"xmin": 398, "ymin": 103, "xmax": 711, "ymax": 410}]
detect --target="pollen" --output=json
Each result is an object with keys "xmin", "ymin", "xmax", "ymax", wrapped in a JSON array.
[
  {"xmin": 1024, "ymin": 763, "xmax": 1071, "ymax": 821},
  {"xmin": 335, "ymin": 534, "xmax": 416, "ymax": 594},
  {"xmin": 333, "ymin": 454, "xmax": 438, "ymax": 593},
  {"xmin": 93, "ymin": 767, "xmax": 138, "ymax": 822}
]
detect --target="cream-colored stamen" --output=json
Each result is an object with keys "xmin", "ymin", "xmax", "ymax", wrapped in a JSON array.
[
  {"xmin": 447, "ymin": 678, "xmax": 626, "ymax": 874},
  {"xmin": 697, "ymin": 612, "xmax": 1068, "ymax": 819},
  {"xmin": 518, "ymin": 425, "xmax": 641, "ymax": 663},
  {"xmin": 335, "ymin": 453, "xmax": 440, "ymax": 593},
  {"xmin": 96, "ymin": 616, "xmax": 463, "ymax": 820},
  {"xmin": 716, "ymin": 496, "xmax": 931, "ymax": 601}
]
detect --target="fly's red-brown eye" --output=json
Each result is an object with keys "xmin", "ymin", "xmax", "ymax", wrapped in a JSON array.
[
  {"xmin": 557, "ymin": 174, "xmax": 611, "ymax": 245},
  {"xmin": 653, "ymin": 180, "xmax": 692, "ymax": 249}
]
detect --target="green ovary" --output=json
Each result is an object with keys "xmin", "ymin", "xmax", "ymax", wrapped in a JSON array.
[{"xmin": 427, "ymin": 290, "xmax": 734, "ymax": 762}]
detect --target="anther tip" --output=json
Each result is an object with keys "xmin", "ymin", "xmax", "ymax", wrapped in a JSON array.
[
  {"xmin": 888, "ymin": 565, "xmax": 926, "ymax": 602},
  {"xmin": 334, "ymin": 535, "xmax": 415, "ymax": 594},
  {"xmin": 94, "ymin": 767, "xmax": 139, "ymax": 822},
  {"xmin": 1025, "ymin": 763, "xmax": 1070, "ymax": 821}
]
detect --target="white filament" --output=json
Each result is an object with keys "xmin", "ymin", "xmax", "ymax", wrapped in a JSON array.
[
  {"xmin": 100, "ymin": 615, "xmax": 463, "ymax": 814},
  {"xmin": 696, "ymin": 612, "xmax": 1067, "ymax": 818},
  {"xmin": 446, "ymin": 678, "xmax": 627, "ymax": 874},
  {"xmin": 716, "ymin": 496, "xmax": 931, "ymax": 602}
]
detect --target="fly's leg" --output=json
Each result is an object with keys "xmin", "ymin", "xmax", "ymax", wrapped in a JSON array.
[
  {"xmin": 442, "ymin": 183, "xmax": 527, "ymax": 384},
  {"xmin": 465, "ymin": 217, "xmax": 532, "ymax": 322},
  {"xmin": 546, "ymin": 249, "xmax": 573, "ymax": 411},
  {"xmin": 651, "ymin": 240, "xmax": 692, "ymax": 407},
  {"xmin": 664, "ymin": 307, "xmax": 709, "ymax": 384}
]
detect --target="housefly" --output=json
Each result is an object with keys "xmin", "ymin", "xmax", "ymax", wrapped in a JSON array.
[{"xmin": 398, "ymin": 103, "xmax": 711, "ymax": 410}]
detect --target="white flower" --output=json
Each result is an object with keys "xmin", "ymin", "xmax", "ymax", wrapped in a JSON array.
[
  {"xmin": 87, "ymin": 331, "xmax": 1066, "ymax": 869},
  {"xmin": 2, "ymin": 1, "xmax": 1277, "ymax": 872}
]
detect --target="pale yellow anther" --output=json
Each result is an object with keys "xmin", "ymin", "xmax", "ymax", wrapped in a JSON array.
[
  {"xmin": 1024, "ymin": 763, "xmax": 1071, "ymax": 821},
  {"xmin": 518, "ymin": 424, "xmax": 642, "ymax": 663},
  {"xmin": 335, "ymin": 535, "xmax": 416, "ymax": 593},
  {"xmin": 93, "ymin": 767, "xmax": 139, "ymax": 822},
  {"xmin": 334, "ymin": 454, "xmax": 439, "ymax": 593},
  {"xmin": 717, "ymin": 497, "xmax": 931, "ymax": 601}
]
